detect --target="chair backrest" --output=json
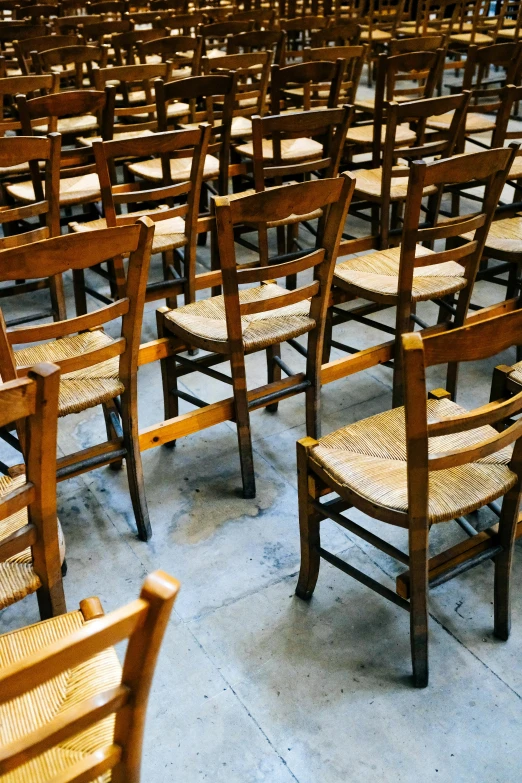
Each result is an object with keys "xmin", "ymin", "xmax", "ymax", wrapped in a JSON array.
[
  {"xmin": 202, "ymin": 50, "xmax": 272, "ymax": 121},
  {"xmin": 0, "ymin": 71, "xmax": 59, "ymax": 135},
  {"xmin": 0, "ymin": 134, "xmax": 60, "ymax": 247},
  {"xmin": 398, "ymin": 147, "xmax": 514, "ymax": 329},
  {"xmin": 373, "ymin": 48, "xmax": 445, "ymax": 119},
  {"xmin": 310, "ymin": 21, "xmax": 362, "ymax": 46},
  {"xmin": 112, "ymin": 28, "xmax": 165, "ymax": 65},
  {"xmin": 251, "ymin": 104, "xmax": 353, "ymax": 189},
  {"xmin": 198, "ymin": 20, "xmax": 254, "ymax": 55},
  {"xmin": 81, "ymin": 19, "xmax": 133, "ymax": 46},
  {"xmin": 94, "ymin": 62, "xmax": 170, "ymax": 132},
  {"xmin": 161, "ymin": 10, "xmax": 206, "ymax": 34},
  {"xmin": 0, "ymin": 570, "xmax": 179, "ymax": 782},
  {"xmin": 388, "ymin": 34, "xmax": 446, "ymax": 55},
  {"xmin": 226, "ymin": 29, "xmax": 286, "ymax": 66},
  {"xmin": 411, "ymin": 0, "xmax": 461, "ymax": 37},
  {"xmin": 0, "ymin": 362, "xmax": 64, "ymax": 616},
  {"xmin": 14, "ymin": 33, "xmax": 82, "ymax": 75},
  {"xmin": 461, "ymin": 41, "xmax": 522, "ymax": 98},
  {"xmin": 280, "ymin": 15, "xmax": 329, "ymax": 61},
  {"xmin": 366, "ymin": 0, "xmax": 405, "ymax": 34},
  {"xmin": 137, "ymin": 34, "xmax": 203, "ymax": 75},
  {"xmin": 402, "ymin": 306, "xmax": 522, "ymax": 517},
  {"xmin": 303, "ymin": 44, "xmax": 365, "ymax": 104},
  {"xmin": 213, "ymin": 175, "xmax": 355, "ymax": 353},
  {"xmin": 270, "ymin": 59, "xmax": 346, "ymax": 112},
  {"xmin": 155, "ymin": 72, "xmax": 237, "ymax": 195},
  {"xmin": 0, "ymin": 218, "xmax": 154, "ymax": 389},
  {"xmin": 17, "ymin": 88, "xmax": 115, "ymax": 175},
  {"xmin": 51, "ymin": 14, "xmax": 102, "ymax": 33},
  {"xmin": 34, "ymin": 44, "xmax": 110, "ymax": 88},
  {"xmin": 229, "ymin": 7, "xmax": 276, "ymax": 28},
  {"xmin": 15, "ymin": 3, "xmax": 58, "ymax": 20}
]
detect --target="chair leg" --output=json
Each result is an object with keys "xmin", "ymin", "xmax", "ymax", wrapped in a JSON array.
[
  {"xmin": 265, "ymin": 344, "xmax": 281, "ymax": 413},
  {"xmin": 230, "ymin": 352, "xmax": 256, "ymax": 499},
  {"xmin": 156, "ymin": 309, "xmax": 178, "ymax": 448},
  {"xmin": 73, "ymin": 268, "xmax": 88, "ymax": 316},
  {"xmin": 322, "ymin": 306, "xmax": 333, "ymax": 364},
  {"xmin": 296, "ymin": 438, "xmax": 321, "ymax": 600},
  {"xmin": 36, "ymin": 579, "xmax": 67, "ymax": 620},
  {"xmin": 102, "ymin": 399, "xmax": 123, "ymax": 470},
  {"xmin": 49, "ymin": 273, "xmax": 66, "ymax": 321},
  {"xmin": 120, "ymin": 380, "xmax": 152, "ymax": 542},
  {"xmin": 408, "ymin": 519, "xmax": 430, "ymax": 688},
  {"xmin": 494, "ymin": 483, "xmax": 521, "ymax": 641}
]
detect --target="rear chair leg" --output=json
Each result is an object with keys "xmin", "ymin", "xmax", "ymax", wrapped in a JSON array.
[
  {"xmin": 296, "ymin": 438, "xmax": 321, "ymax": 600},
  {"xmin": 408, "ymin": 519, "xmax": 430, "ymax": 688},
  {"xmin": 265, "ymin": 344, "xmax": 281, "ymax": 413},
  {"xmin": 102, "ymin": 399, "xmax": 123, "ymax": 470},
  {"xmin": 120, "ymin": 382, "xmax": 152, "ymax": 542},
  {"xmin": 494, "ymin": 483, "xmax": 521, "ymax": 640},
  {"xmin": 230, "ymin": 355, "xmax": 256, "ymax": 499}
]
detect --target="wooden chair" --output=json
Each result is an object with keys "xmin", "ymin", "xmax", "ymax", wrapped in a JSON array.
[
  {"xmin": 346, "ymin": 90, "xmax": 469, "ymax": 249},
  {"xmin": 449, "ymin": 0, "xmax": 502, "ymax": 47},
  {"xmin": 0, "ymin": 570, "xmax": 179, "ymax": 779},
  {"xmin": 0, "ymin": 362, "xmax": 65, "ymax": 620},
  {"xmin": 0, "ymin": 218, "xmax": 156, "ymax": 540},
  {"xmin": 0, "ymin": 134, "xmax": 66, "ymax": 324},
  {"xmin": 296, "ymin": 304, "xmax": 522, "ymax": 687},
  {"xmin": 156, "ymin": 10, "xmax": 206, "ymax": 35},
  {"xmin": 137, "ymin": 33, "xmax": 203, "ymax": 76},
  {"xmin": 198, "ymin": 20, "xmax": 254, "ymax": 59},
  {"xmin": 330, "ymin": 146, "xmax": 514, "ymax": 404},
  {"xmin": 128, "ymin": 73, "xmax": 237, "ymax": 199},
  {"xmin": 156, "ymin": 175, "xmax": 355, "ymax": 498},
  {"xmin": 70, "ymin": 126, "xmax": 211, "ymax": 307},
  {"xmin": 310, "ymin": 20, "xmax": 362, "ymax": 46},
  {"xmin": 81, "ymin": 19, "xmax": 133, "ymax": 50},
  {"xmin": 280, "ymin": 15, "xmax": 329, "ymax": 63},
  {"xmin": 112, "ymin": 28, "xmax": 166, "ymax": 65},
  {"xmin": 34, "ymin": 44, "xmax": 110, "ymax": 90},
  {"xmin": 396, "ymin": 0, "xmax": 459, "ymax": 38},
  {"xmin": 270, "ymin": 59, "xmax": 346, "ymax": 113},
  {"xmin": 202, "ymin": 50, "xmax": 272, "ymax": 141},
  {"xmin": 0, "ymin": 23, "xmax": 47, "ymax": 76},
  {"xmin": 11, "ymin": 88, "xmax": 115, "ymax": 215},
  {"xmin": 388, "ymin": 33, "xmax": 446, "ymax": 54},
  {"xmin": 51, "ymin": 14, "xmax": 102, "ymax": 34},
  {"xmin": 497, "ymin": 0, "xmax": 522, "ymax": 42},
  {"xmin": 360, "ymin": 0, "xmax": 406, "ymax": 85},
  {"xmin": 0, "ymin": 71, "xmax": 59, "ymax": 150},
  {"xmin": 297, "ymin": 44, "xmax": 366, "ymax": 106},
  {"xmin": 226, "ymin": 29, "xmax": 286, "ymax": 67},
  {"xmin": 14, "ymin": 3, "xmax": 59, "ymax": 22},
  {"xmin": 13, "ymin": 33, "xmax": 82, "ymax": 75}
]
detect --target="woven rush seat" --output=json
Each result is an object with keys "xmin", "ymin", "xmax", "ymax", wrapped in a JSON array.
[
  {"xmin": 165, "ymin": 282, "xmax": 315, "ymax": 351},
  {"xmin": 76, "ymin": 128, "xmax": 155, "ymax": 146},
  {"xmin": 509, "ymin": 360, "xmax": 522, "ymax": 384},
  {"xmin": 182, "ymin": 115, "xmax": 253, "ymax": 139},
  {"xmin": 507, "ymin": 155, "xmax": 522, "ymax": 179},
  {"xmin": 310, "ymin": 397, "xmax": 517, "ymax": 524},
  {"xmin": 461, "ymin": 215, "xmax": 522, "ymax": 253},
  {"xmin": 334, "ymin": 245, "xmax": 466, "ymax": 300},
  {"xmin": 235, "ymin": 136, "xmax": 323, "ymax": 162},
  {"xmin": 426, "ymin": 110, "xmax": 496, "ymax": 134},
  {"xmin": 498, "ymin": 27, "xmax": 519, "ymax": 38},
  {"xmin": 360, "ymin": 29, "xmax": 392, "ymax": 41},
  {"xmin": 450, "ymin": 32, "xmax": 494, "ymax": 44},
  {"xmin": 6, "ymin": 172, "xmax": 100, "ymax": 208},
  {"xmin": 0, "ymin": 609, "xmax": 121, "ymax": 782},
  {"xmin": 14, "ymin": 329, "xmax": 124, "ymax": 416},
  {"xmin": 396, "ymin": 24, "xmax": 439, "ymax": 35},
  {"xmin": 33, "ymin": 115, "xmax": 99, "ymax": 135},
  {"xmin": 71, "ymin": 211, "xmax": 187, "ymax": 253},
  {"xmin": 346, "ymin": 122, "xmax": 417, "ymax": 146},
  {"xmin": 127, "ymin": 153, "xmax": 220, "ymax": 183},
  {"xmin": 354, "ymin": 166, "xmax": 438, "ymax": 201},
  {"xmin": 0, "ymin": 473, "xmax": 65, "ymax": 612}
]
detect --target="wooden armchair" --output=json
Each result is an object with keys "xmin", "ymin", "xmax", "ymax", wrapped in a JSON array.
[
  {"xmin": 70, "ymin": 125, "xmax": 211, "ymax": 307},
  {"xmin": 0, "ymin": 363, "xmax": 65, "ymax": 620},
  {"xmin": 330, "ymin": 146, "xmax": 514, "ymax": 404},
  {"xmin": 156, "ymin": 175, "xmax": 354, "ymax": 498},
  {"xmin": 11, "ymin": 88, "xmax": 115, "ymax": 215},
  {"xmin": 0, "ymin": 134, "xmax": 66, "ymax": 324},
  {"xmin": 0, "ymin": 570, "xmax": 179, "ymax": 780},
  {"xmin": 0, "ymin": 218, "xmax": 156, "ymax": 540},
  {"xmin": 296, "ymin": 304, "xmax": 522, "ymax": 687}
]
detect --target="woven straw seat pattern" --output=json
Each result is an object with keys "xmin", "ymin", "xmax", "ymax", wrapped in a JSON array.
[
  {"xmin": 450, "ymin": 32, "xmax": 494, "ymax": 44},
  {"xmin": 0, "ymin": 473, "xmax": 66, "ymax": 611},
  {"xmin": 354, "ymin": 166, "xmax": 438, "ymax": 201},
  {"xmin": 0, "ymin": 610, "xmax": 121, "ymax": 783},
  {"xmin": 128, "ymin": 153, "xmax": 220, "ymax": 183},
  {"xmin": 426, "ymin": 110, "xmax": 496, "ymax": 133},
  {"xmin": 508, "ymin": 156, "xmax": 522, "ymax": 180},
  {"xmin": 235, "ymin": 137, "xmax": 324, "ymax": 162},
  {"xmin": 360, "ymin": 29, "xmax": 392, "ymax": 41},
  {"xmin": 346, "ymin": 122, "xmax": 417, "ymax": 146},
  {"xmin": 311, "ymin": 397, "xmax": 517, "ymax": 524},
  {"xmin": 14, "ymin": 330, "xmax": 124, "ymax": 416},
  {"xmin": 7, "ymin": 173, "xmax": 101, "ymax": 208},
  {"xmin": 461, "ymin": 215, "xmax": 522, "ymax": 254},
  {"xmin": 334, "ymin": 245, "xmax": 467, "ymax": 301},
  {"xmin": 166, "ymin": 282, "xmax": 315, "ymax": 351},
  {"xmin": 509, "ymin": 361, "xmax": 522, "ymax": 385},
  {"xmin": 70, "ymin": 210, "xmax": 187, "ymax": 253}
]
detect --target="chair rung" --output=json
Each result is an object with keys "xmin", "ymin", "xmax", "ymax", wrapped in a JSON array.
[
  {"xmin": 248, "ymin": 380, "xmax": 310, "ymax": 409},
  {"xmin": 170, "ymin": 389, "xmax": 209, "ymax": 408}
]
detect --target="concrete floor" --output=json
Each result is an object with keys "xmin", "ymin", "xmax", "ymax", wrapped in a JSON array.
[{"xmin": 3, "ymin": 106, "xmax": 522, "ymax": 781}]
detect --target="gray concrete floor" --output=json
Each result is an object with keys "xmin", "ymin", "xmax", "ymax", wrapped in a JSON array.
[{"xmin": 3, "ymin": 95, "xmax": 522, "ymax": 781}]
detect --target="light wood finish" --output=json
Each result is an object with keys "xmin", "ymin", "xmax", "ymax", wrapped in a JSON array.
[
  {"xmin": 332, "ymin": 146, "xmax": 515, "ymax": 405},
  {"xmin": 0, "ymin": 363, "xmax": 65, "ymax": 619},
  {"xmin": 0, "ymin": 133, "xmax": 66, "ymax": 324},
  {"xmin": 270, "ymin": 58, "xmax": 345, "ymax": 113},
  {"xmin": 0, "ymin": 219, "xmax": 155, "ymax": 540},
  {"xmin": 296, "ymin": 305, "xmax": 522, "ymax": 687},
  {"xmin": 157, "ymin": 175, "xmax": 355, "ymax": 498},
  {"xmin": 71, "ymin": 126, "xmax": 211, "ymax": 307},
  {"xmin": 0, "ymin": 570, "xmax": 179, "ymax": 782}
]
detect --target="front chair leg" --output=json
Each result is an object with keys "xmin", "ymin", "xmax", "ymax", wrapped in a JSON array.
[
  {"xmin": 120, "ymin": 382, "xmax": 152, "ymax": 542},
  {"xmin": 296, "ymin": 438, "xmax": 321, "ymax": 600},
  {"xmin": 265, "ymin": 344, "xmax": 281, "ymax": 413},
  {"xmin": 230, "ymin": 352, "xmax": 256, "ymax": 499},
  {"xmin": 102, "ymin": 399, "xmax": 123, "ymax": 470},
  {"xmin": 494, "ymin": 482, "xmax": 521, "ymax": 641},
  {"xmin": 156, "ymin": 309, "xmax": 178, "ymax": 448},
  {"xmin": 408, "ymin": 518, "xmax": 430, "ymax": 688}
]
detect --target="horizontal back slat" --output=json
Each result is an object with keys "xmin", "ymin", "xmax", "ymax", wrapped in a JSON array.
[
  {"xmin": 428, "ymin": 390, "xmax": 522, "ymax": 436},
  {"xmin": 417, "ymin": 212, "xmax": 486, "ymax": 242},
  {"xmin": 0, "ymin": 376, "xmax": 36, "ymax": 427},
  {"xmin": 16, "ymin": 336, "xmax": 126, "ymax": 377},
  {"xmin": 237, "ymin": 248, "xmax": 324, "ymax": 284},
  {"xmin": 0, "ymin": 482, "xmax": 35, "ymax": 524},
  {"xmin": 429, "ymin": 417, "xmax": 522, "ymax": 471},
  {"xmin": 239, "ymin": 281, "xmax": 319, "ymax": 316},
  {"xmin": 9, "ymin": 301, "xmax": 129, "ymax": 344}
]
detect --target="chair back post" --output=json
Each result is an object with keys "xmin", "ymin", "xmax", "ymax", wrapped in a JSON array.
[
  {"xmin": 25, "ymin": 361, "xmax": 65, "ymax": 618},
  {"xmin": 111, "ymin": 571, "xmax": 180, "ymax": 783},
  {"xmin": 402, "ymin": 331, "xmax": 429, "ymax": 521}
]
